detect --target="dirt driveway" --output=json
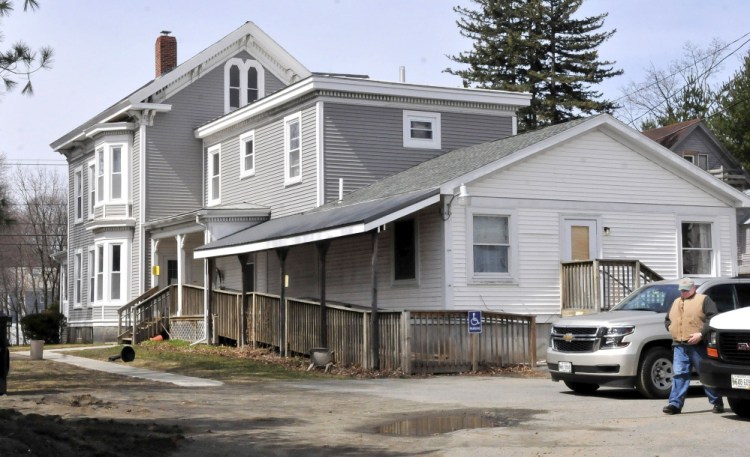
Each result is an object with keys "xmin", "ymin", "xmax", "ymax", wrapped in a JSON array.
[{"xmin": 2, "ymin": 353, "xmax": 748, "ymax": 456}]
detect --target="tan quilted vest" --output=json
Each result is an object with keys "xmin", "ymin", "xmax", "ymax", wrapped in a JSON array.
[{"xmin": 668, "ymin": 294, "xmax": 707, "ymax": 341}]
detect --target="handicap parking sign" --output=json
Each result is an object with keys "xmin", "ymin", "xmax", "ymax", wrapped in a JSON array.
[{"xmin": 468, "ymin": 311, "xmax": 482, "ymax": 333}]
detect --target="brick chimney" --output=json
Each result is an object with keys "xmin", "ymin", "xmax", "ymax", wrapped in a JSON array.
[{"xmin": 155, "ymin": 31, "xmax": 177, "ymax": 77}]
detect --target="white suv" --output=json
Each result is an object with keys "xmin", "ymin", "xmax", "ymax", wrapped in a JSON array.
[{"xmin": 546, "ymin": 277, "xmax": 750, "ymax": 398}]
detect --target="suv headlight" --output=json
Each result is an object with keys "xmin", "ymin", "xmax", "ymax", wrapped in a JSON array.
[{"xmin": 600, "ymin": 326, "xmax": 635, "ymax": 349}]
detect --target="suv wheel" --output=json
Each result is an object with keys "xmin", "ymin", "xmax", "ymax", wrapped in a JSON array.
[
  {"xmin": 563, "ymin": 381, "xmax": 600, "ymax": 394},
  {"xmin": 636, "ymin": 347, "xmax": 673, "ymax": 399},
  {"xmin": 728, "ymin": 397, "xmax": 750, "ymax": 418}
]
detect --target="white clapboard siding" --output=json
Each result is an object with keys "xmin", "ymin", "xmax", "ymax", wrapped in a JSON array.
[{"xmin": 448, "ymin": 129, "xmax": 737, "ymax": 317}]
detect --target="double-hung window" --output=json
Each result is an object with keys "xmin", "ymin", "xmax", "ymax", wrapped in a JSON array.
[
  {"xmin": 74, "ymin": 250, "xmax": 82, "ymax": 306},
  {"xmin": 74, "ymin": 167, "xmax": 83, "ymax": 223},
  {"xmin": 224, "ymin": 58, "xmax": 265, "ymax": 113},
  {"xmin": 468, "ymin": 210, "xmax": 517, "ymax": 282},
  {"xmin": 239, "ymin": 131, "xmax": 255, "ymax": 178},
  {"xmin": 92, "ymin": 240, "xmax": 126, "ymax": 304},
  {"xmin": 94, "ymin": 139, "xmax": 128, "ymax": 205},
  {"xmin": 284, "ymin": 112, "xmax": 302, "ymax": 185},
  {"xmin": 681, "ymin": 221, "xmax": 714, "ymax": 275},
  {"xmin": 88, "ymin": 248, "xmax": 95, "ymax": 305},
  {"xmin": 207, "ymin": 145, "xmax": 221, "ymax": 206},
  {"xmin": 403, "ymin": 110, "xmax": 441, "ymax": 149},
  {"xmin": 87, "ymin": 162, "xmax": 95, "ymax": 219}
]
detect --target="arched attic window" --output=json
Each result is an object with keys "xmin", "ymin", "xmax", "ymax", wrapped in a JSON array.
[{"xmin": 224, "ymin": 58, "xmax": 265, "ymax": 113}]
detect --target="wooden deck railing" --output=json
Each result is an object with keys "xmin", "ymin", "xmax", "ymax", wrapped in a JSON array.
[
  {"xmin": 119, "ymin": 286, "xmax": 537, "ymax": 374},
  {"xmin": 561, "ymin": 259, "xmax": 663, "ymax": 313}
]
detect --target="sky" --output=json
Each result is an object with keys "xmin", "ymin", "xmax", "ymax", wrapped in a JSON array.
[{"xmin": 1, "ymin": 0, "xmax": 749, "ymax": 172}]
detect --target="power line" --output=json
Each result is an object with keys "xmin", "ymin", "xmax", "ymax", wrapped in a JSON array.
[{"xmin": 624, "ymin": 34, "xmax": 750, "ymax": 127}]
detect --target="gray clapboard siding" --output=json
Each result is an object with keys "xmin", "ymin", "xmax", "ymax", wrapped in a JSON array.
[
  {"xmin": 673, "ymin": 128, "xmax": 730, "ymax": 171},
  {"xmin": 212, "ymin": 104, "xmax": 319, "ymax": 217},
  {"xmin": 257, "ymin": 208, "xmax": 444, "ymax": 309},
  {"xmin": 322, "ymin": 103, "xmax": 512, "ymax": 203}
]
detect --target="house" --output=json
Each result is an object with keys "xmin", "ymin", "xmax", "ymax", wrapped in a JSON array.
[
  {"xmin": 643, "ymin": 119, "xmax": 750, "ymax": 272},
  {"xmin": 51, "ymin": 22, "xmax": 531, "ymax": 342},
  {"xmin": 194, "ymin": 114, "xmax": 750, "ymax": 352}
]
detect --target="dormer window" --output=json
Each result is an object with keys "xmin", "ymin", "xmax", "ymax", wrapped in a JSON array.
[{"xmin": 225, "ymin": 58, "xmax": 265, "ymax": 113}]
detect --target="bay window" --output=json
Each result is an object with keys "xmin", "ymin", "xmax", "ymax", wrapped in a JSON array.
[
  {"xmin": 94, "ymin": 139, "xmax": 129, "ymax": 205},
  {"xmin": 88, "ymin": 161, "xmax": 95, "ymax": 219},
  {"xmin": 92, "ymin": 239, "xmax": 127, "ymax": 304},
  {"xmin": 74, "ymin": 250, "xmax": 82, "ymax": 306}
]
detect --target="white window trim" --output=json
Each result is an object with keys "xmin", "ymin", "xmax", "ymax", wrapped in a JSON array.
[
  {"xmin": 466, "ymin": 207, "xmax": 518, "ymax": 284},
  {"xmin": 92, "ymin": 238, "xmax": 129, "ymax": 305},
  {"xmin": 284, "ymin": 112, "xmax": 303, "ymax": 186},
  {"xmin": 224, "ymin": 58, "xmax": 265, "ymax": 113},
  {"xmin": 403, "ymin": 110, "xmax": 441, "ymax": 149},
  {"xmin": 73, "ymin": 249, "xmax": 82, "ymax": 307},
  {"xmin": 60, "ymin": 261, "xmax": 68, "ymax": 312},
  {"xmin": 87, "ymin": 160, "xmax": 96, "ymax": 219},
  {"xmin": 73, "ymin": 166, "xmax": 83, "ymax": 224},
  {"xmin": 94, "ymin": 137, "xmax": 129, "ymax": 206},
  {"xmin": 207, "ymin": 144, "xmax": 222, "ymax": 206},
  {"xmin": 677, "ymin": 217, "xmax": 717, "ymax": 277},
  {"xmin": 239, "ymin": 130, "xmax": 256, "ymax": 178},
  {"xmin": 391, "ymin": 218, "xmax": 420, "ymax": 286},
  {"xmin": 88, "ymin": 247, "xmax": 95, "ymax": 305}
]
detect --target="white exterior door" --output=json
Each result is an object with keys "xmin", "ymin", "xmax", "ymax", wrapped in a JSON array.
[{"xmin": 562, "ymin": 219, "xmax": 599, "ymax": 261}]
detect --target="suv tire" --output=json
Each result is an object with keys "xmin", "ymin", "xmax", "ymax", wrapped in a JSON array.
[
  {"xmin": 563, "ymin": 381, "xmax": 600, "ymax": 394},
  {"xmin": 636, "ymin": 347, "xmax": 673, "ymax": 399},
  {"xmin": 728, "ymin": 397, "xmax": 750, "ymax": 419}
]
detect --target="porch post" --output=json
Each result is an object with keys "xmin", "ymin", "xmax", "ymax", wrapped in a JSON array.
[
  {"xmin": 150, "ymin": 239, "xmax": 160, "ymax": 290},
  {"xmin": 370, "ymin": 229, "xmax": 380, "ymax": 370},
  {"xmin": 238, "ymin": 253, "xmax": 249, "ymax": 347},
  {"xmin": 206, "ymin": 257, "xmax": 214, "ymax": 344},
  {"xmin": 176, "ymin": 234, "xmax": 186, "ymax": 316},
  {"xmin": 316, "ymin": 240, "xmax": 330, "ymax": 348},
  {"xmin": 276, "ymin": 247, "xmax": 289, "ymax": 357}
]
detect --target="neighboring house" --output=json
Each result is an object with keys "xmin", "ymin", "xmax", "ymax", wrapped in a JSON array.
[
  {"xmin": 51, "ymin": 23, "xmax": 531, "ymax": 342},
  {"xmin": 643, "ymin": 119, "xmax": 750, "ymax": 272},
  {"xmin": 196, "ymin": 114, "xmax": 750, "ymax": 341}
]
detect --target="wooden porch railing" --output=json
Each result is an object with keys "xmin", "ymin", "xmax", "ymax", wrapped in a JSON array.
[
  {"xmin": 561, "ymin": 259, "xmax": 663, "ymax": 313},
  {"xmin": 117, "ymin": 285, "xmax": 173, "ymax": 344}
]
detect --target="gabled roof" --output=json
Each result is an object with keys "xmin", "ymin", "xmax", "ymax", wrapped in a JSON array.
[
  {"xmin": 195, "ymin": 114, "xmax": 750, "ymax": 259},
  {"xmin": 51, "ymin": 22, "xmax": 311, "ymax": 152},
  {"xmin": 642, "ymin": 118, "xmax": 702, "ymax": 149}
]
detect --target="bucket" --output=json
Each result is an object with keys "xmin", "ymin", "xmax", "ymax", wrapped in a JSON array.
[{"xmin": 30, "ymin": 340, "xmax": 44, "ymax": 360}]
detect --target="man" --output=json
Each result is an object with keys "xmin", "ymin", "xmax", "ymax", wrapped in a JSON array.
[{"xmin": 663, "ymin": 277, "xmax": 724, "ymax": 414}]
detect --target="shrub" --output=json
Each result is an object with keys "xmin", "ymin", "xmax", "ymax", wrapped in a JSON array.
[{"xmin": 21, "ymin": 311, "xmax": 67, "ymax": 344}]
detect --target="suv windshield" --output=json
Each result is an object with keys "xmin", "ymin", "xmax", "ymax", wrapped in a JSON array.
[{"xmin": 611, "ymin": 284, "xmax": 681, "ymax": 313}]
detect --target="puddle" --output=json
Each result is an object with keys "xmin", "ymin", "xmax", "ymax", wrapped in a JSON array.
[{"xmin": 373, "ymin": 409, "xmax": 539, "ymax": 437}]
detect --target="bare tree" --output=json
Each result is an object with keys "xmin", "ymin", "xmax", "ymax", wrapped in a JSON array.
[
  {"xmin": 12, "ymin": 166, "xmax": 66, "ymax": 311},
  {"xmin": 618, "ymin": 40, "xmax": 728, "ymax": 130}
]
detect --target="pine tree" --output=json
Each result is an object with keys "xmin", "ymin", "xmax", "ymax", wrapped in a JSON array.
[
  {"xmin": 446, "ymin": 0, "xmax": 622, "ymax": 131},
  {"xmin": 710, "ymin": 50, "xmax": 750, "ymax": 167}
]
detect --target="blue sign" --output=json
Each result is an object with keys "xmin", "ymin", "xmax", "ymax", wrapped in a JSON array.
[{"xmin": 468, "ymin": 311, "xmax": 482, "ymax": 334}]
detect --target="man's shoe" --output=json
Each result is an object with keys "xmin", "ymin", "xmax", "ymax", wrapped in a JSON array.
[
  {"xmin": 713, "ymin": 404, "xmax": 725, "ymax": 414},
  {"xmin": 662, "ymin": 404, "xmax": 681, "ymax": 414}
]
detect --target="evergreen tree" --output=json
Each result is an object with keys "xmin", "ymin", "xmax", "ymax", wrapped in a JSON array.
[
  {"xmin": 446, "ymin": 0, "xmax": 622, "ymax": 131},
  {"xmin": 710, "ymin": 50, "xmax": 750, "ymax": 167},
  {"xmin": 0, "ymin": 0, "xmax": 53, "ymax": 97}
]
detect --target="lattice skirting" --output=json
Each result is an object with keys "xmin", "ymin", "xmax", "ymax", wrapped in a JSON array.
[{"xmin": 170, "ymin": 319, "xmax": 205, "ymax": 343}]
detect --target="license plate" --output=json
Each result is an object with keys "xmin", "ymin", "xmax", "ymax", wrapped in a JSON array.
[
  {"xmin": 558, "ymin": 361, "xmax": 572, "ymax": 373},
  {"xmin": 731, "ymin": 374, "xmax": 750, "ymax": 389}
]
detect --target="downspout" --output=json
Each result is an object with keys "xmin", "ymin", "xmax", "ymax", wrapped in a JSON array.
[{"xmin": 139, "ymin": 114, "xmax": 147, "ymax": 294}]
